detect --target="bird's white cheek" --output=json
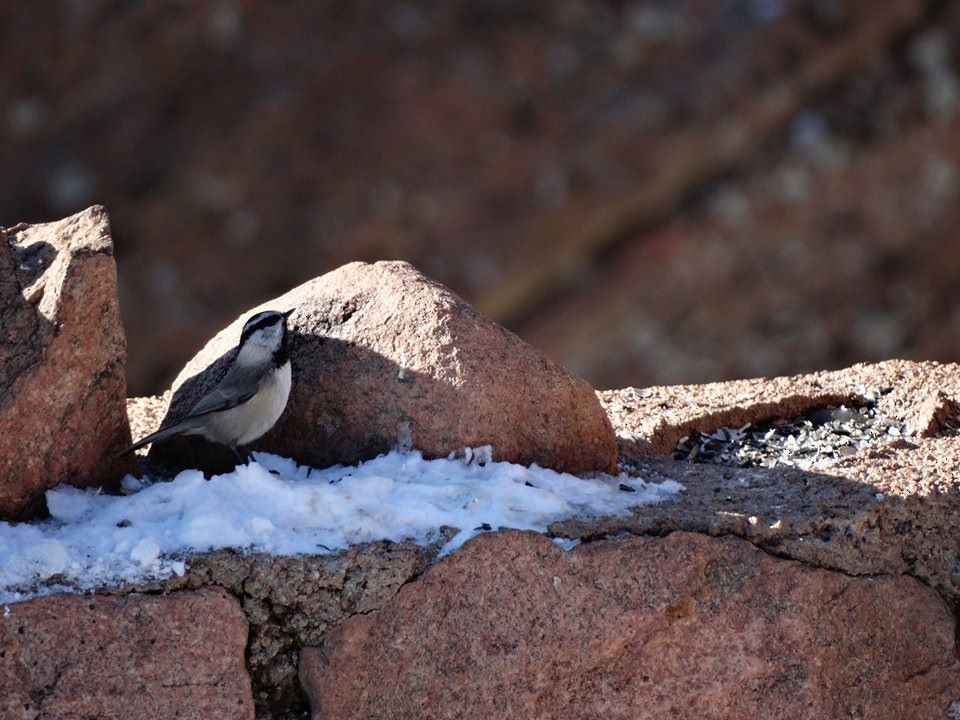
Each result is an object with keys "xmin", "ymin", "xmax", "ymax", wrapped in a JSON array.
[{"xmin": 236, "ymin": 342, "xmax": 274, "ymax": 368}]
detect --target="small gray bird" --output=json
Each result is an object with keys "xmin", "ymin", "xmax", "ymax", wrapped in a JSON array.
[{"xmin": 123, "ymin": 308, "xmax": 294, "ymax": 459}]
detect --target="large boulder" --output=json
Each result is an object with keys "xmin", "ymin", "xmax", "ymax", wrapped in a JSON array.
[
  {"xmin": 149, "ymin": 260, "xmax": 617, "ymax": 474},
  {"xmin": 300, "ymin": 530, "xmax": 959, "ymax": 720},
  {"xmin": 0, "ymin": 588, "xmax": 254, "ymax": 720},
  {"xmin": 0, "ymin": 206, "xmax": 131, "ymax": 519}
]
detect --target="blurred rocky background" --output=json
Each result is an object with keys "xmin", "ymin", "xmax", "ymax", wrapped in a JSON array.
[{"xmin": 2, "ymin": 0, "xmax": 959, "ymax": 395}]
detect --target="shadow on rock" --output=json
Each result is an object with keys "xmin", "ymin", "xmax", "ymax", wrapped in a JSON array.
[{"xmin": 148, "ymin": 332, "xmax": 418, "ymax": 476}]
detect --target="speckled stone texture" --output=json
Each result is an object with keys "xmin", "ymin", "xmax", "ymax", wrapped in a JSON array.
[
  {"xmin": 301, "ymin": 530, "xmax": 959, "ymax": 720},
  {"xmin": 0, "ymin": 206, "xmax": 132, "ymax": 519},
  {"xmin": 147, "ymin": 260, "xmax": 617, "ymax": 475},
  {"xmin": 0, "ymin": 588, "xmax": 254, "ymax": 720}
]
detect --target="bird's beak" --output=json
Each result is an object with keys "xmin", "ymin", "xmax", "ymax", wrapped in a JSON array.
[{"xmin": 282, "ymin": 308, "xmax": 295, "ymax": 318}]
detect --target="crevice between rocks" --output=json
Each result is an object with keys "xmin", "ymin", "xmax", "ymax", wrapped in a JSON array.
[{"xmin": 553, "ymin": 525, "xmax": 893, "ymax": 580}]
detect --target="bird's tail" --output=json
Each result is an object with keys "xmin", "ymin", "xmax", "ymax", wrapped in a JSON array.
[{"xmin": 118, "ymin": 420, "xmax": 196, "ymax": 456}]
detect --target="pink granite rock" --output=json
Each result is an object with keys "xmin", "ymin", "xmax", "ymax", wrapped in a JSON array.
[
  {"xmin": 150, "ymin": 261, "xmax": 617, "ymax": 474},
  {"xmin": 0, "ymin": 206, "xmax": 132, "ymax": 519},
  {"xmin": 0, "ymin": 588, "xmax": 254, "ymax": 719},
  {"xmin": 302, "ymin": 530, "xmax": 960, "ymax": 720}
]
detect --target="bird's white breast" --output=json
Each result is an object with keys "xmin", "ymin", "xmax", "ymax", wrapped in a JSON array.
[{"xmin": 204, "ymin": 361, "xmax": 292, "ymax": 446}]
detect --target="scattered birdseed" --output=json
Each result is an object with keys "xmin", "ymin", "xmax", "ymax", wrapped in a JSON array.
[
  {"xmin": 935, "ymin": 413, "xmax": 960, "ymax": 437},
  {"xmin": 673, "ymin": 403, "xmax": 906, "ymax": 470}
]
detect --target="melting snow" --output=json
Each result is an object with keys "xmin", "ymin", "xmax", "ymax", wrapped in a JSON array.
[{"xmin": 0, "ymin": 449, "xmax": 681, "ymax": 603}]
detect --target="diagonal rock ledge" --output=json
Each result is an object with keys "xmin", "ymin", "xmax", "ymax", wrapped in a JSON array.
[{"xmin": 599, "ymin": 358, "xmax": 960, "ymax": 459}]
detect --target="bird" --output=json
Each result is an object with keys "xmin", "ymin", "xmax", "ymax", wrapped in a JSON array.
[{"xmin": 122, "ymin": 308, "xmax": 295, "ymax": 460}]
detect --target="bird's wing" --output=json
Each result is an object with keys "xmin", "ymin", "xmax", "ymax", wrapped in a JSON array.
[{"xmin": 185, "ymin": 363, "xmax": 265, "ymax": 419}]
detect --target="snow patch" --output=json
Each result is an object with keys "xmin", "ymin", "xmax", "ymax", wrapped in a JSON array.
[
  {"xmin": 0, "ymin": 449, "xmax": 681, "ymax": 603},
  {"xmin": 130, "ymin": 538, "xmax": 161, "ymax": 567}
]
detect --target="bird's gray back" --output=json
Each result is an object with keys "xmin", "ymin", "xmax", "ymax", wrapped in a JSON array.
[{"xmin": 186, "ymin": 360, "xmax": 268, "ymax": 419}]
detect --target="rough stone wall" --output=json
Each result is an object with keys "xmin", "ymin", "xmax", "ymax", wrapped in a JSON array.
[
  {"xmin": 146, "ymin": 541, "xmax": 440, "ymax": 717},
  {"xmin": 108, "ymin": 359, "xmax": 960, "ymax": 718},
  {"xmin": 301, "ymin": 531, "xmax": 960, "ymax": 720}
]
